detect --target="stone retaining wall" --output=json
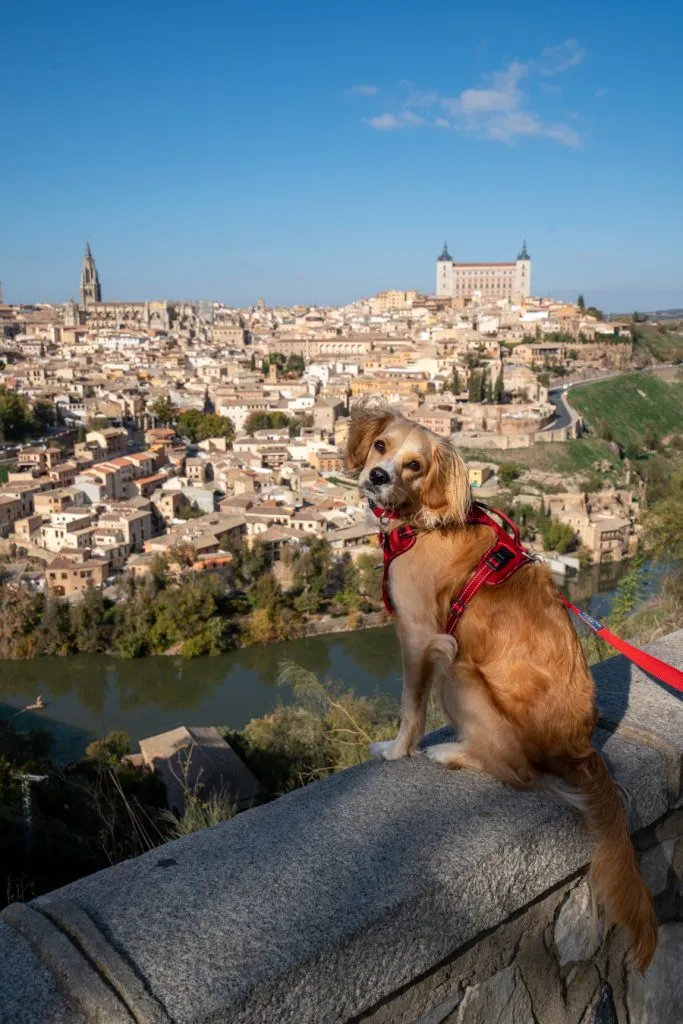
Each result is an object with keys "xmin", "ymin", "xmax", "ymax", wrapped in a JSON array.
[{"xmin": 1, "ymin": 632, "xmax": 681, "ymax": 1024}]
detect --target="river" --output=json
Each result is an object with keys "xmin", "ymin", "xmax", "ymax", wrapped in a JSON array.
[{"xmin": 0, "ymin": 559, "xmax": 669, "ymax": 762}]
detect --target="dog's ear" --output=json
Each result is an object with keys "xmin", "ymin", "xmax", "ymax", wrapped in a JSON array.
[
  {"xmin": 420, "ymin": 441, "xmax": 470, "ymax": 525},
  {"xmin": 345, "ymin": 404, "xmax": 395, "ymax": 474}
]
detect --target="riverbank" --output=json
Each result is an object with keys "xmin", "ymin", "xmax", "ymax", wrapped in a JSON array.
[
  {"xmin": 0, "ymin": 556, "xmax": 657, "ymax": 763},
  {"xmin": 162, "ymin": 608, "xmax": 390, "ymax": 655}
]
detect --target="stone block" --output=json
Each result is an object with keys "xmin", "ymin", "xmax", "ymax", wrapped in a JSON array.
[
  {"xmin": 0, "ymin": 919, "xmax": 85, "ymax": 1024},
  {"xmin": 639, "ymin": 839, "xmax": 676, "ymax": 896},
  {"xmin": 553, "ymin": 880, "xmax": 601, "ymax": 967},
  {"xmin": 627, "ymin": 923, "xmax": 683, "ymax": 1024},
  {"xmin": 447, "ymin": 966, "xmax": 533, "ymax": 1023}
]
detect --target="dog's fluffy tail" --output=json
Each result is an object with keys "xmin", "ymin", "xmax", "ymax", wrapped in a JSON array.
[{"xmin": 549, "ymin": 750, "xmax": 658, "ymax": 972}]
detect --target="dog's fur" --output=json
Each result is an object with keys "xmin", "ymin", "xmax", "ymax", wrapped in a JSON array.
[{"xmin": 346, "ymin": 402, "xmax": 657, "ymax": 972}]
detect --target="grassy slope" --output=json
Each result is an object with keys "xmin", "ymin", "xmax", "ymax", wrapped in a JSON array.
[
  {"xmin": 459, "ymin": 437, "xmax": 621, "ymax": 475},
  {"xmin": 570, "ymin": 373, "xmax": 683, "ymax": 446},
  {"xmin": 632, "ymin": 325, "xmax": 683, "ymax": 363}
]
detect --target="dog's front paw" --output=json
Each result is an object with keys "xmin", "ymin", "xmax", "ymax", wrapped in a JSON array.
[{"xmin": 369, "ymin": 739, "xmax": 407, "ymax": 761}]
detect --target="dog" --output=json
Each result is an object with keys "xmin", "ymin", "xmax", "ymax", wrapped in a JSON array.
[{"xmin": 345, "ymin": 401, "xmax": 657, "ymax": 972}]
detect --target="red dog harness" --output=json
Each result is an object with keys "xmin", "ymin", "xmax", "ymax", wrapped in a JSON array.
[
  {"xmin": 371, "ymin": 501, "xmax": 683, "ymax": 692},
  {"xmin": 372, "ymin": 501, "xmax": 532, "ymax": 635}
]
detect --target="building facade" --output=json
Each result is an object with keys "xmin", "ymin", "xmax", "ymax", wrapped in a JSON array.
[{"xmin": 436, "ymin": 241, "xmax": 531, "ymax": 304}]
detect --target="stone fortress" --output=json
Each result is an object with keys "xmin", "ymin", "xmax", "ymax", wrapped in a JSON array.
[{"xmin": 436, "ymin": 240, "xmax": 532, "ymax": 305}]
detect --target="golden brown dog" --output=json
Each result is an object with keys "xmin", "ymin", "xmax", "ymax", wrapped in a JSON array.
[{"xmin": 346, "ymin": 402, "xmax": 657, "ymax": 971}]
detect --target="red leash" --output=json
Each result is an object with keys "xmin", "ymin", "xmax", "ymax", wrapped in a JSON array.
[
  {"xmin": 559, "ymin": 594, "xmax": 683, "ymax": 693},
  {"xmin": 371, "ymin": 500, "xmax": 683, "ymax": 694}
]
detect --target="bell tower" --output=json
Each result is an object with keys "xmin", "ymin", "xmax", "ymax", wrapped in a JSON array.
[
  {"xmin": 436, "ymin": 241, "xmax": 453, "ymax": 298},
  {"xmin": 515, "ymin": 239, "xmax": 531, "ymax": 300},
  {"xmin": 80, "ymin": 242, "xmax": 102, "ymax": 308}
]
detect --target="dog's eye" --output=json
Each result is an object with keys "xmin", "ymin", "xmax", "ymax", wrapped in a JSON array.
[
  {"xmin": 406, "ymin": 460, "xmax": 421, "ymax": 472},
  {"xmin": 373, "ymin": 440, "xmax": 386, "ymax": 453}
]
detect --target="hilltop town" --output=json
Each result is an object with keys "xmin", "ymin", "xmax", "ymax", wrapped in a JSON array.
[{"xmin": 0, "ymin": 242, "xmax": 680, "ymax": 639}]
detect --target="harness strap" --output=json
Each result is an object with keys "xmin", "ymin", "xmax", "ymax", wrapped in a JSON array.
[
  {"xmin": 444, "ymin": 504, "xmax": 532, "ymax": 635},
  {"xmin": 370, "ymin": 500, "xmax": 530, "ymax": 622}
]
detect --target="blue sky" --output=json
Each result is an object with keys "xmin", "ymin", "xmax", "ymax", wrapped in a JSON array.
[{"xmin": 3, "ymin": 0, "xmax": 682, "ymax": 312}]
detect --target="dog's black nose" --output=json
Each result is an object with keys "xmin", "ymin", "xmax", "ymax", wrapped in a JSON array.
[{"xmin": 369, "ymin": 467, "xmax": 390, "ymax": 486}]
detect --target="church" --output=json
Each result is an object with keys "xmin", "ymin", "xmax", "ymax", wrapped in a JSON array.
[
  {"xmin": 436, "ymin": 241, "xmax": 531, "ymax": 304},
  {"xmin": 73, "ymin": 243, "xmax": 204, "ymax": 334}
]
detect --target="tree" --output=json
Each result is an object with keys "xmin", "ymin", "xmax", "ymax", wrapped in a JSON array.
[
  {"xmin": 85, "ymin": 731, "xmax": 131, "ymax": 764},
  {"xmin": 596, "ymin": 419, "xmax": 613, "ymax": 442},
  {"xmin": 642, "ymin": 424, "xmax": 660, "ymax": 451},
  {"xmin": 249, "ymin": 353, "xmax": 257, "ymax": 372},
  {"xmin": 177, "ymin": 408, "xmax": 203, "ymax": 440},
  {"xmin": 250, "ymin": 572, "xmax": 284, "ymax": 615},
  {"xmin": 89, "ymin": 415, "xmax": 113, "ymax": 431},
  {"xmin": 493, "ymin": 369, "xmax": 504, "ymax": 404},
  {"xmin": 643, "ymin": 469, "xmax": 683, "ymax": 560},
  {"xmin": 32, "ymin": 400, "xmax": 55, "ymax": 431},
  {"xmin": 577, "ymin": 294, "xmax": 585, "ymax": 310},
  {"xmin": 447, "ymin": 367, "xmax": 461, "ymax": 395},
  {"xmin": 0, "ymin": 388, "xmax": 34, "ymax": 441},
  {"xmin": 150, "ymin": 396, "xmax": 176, "ymax": 425},
  {"xmin": 585, "ymin": 306, "xmax": 604, "ymax": 322},
  {"xmin": 484, "ymin": 370, "xmax": 493, "ymax": 404},
  {"xmin": 468, "ymin": 370, "xmax": 484, "ymax": 403},
  {"xmin": 69, "ymin": 587, "xmax": 109, "ymax": 654},
  {"xmin": 196, "ymin": 414, "xmax": 234, "ymax": 444},
  {"xmin": 284, "ymin": 353, "xmax": 305, "ymax": 377},
  {"xmin": 177, "ymin": 500, "xmax": 203, "ymax": 520},
  {"xmin": 244, "ymin": 411, "xmax": 290, "ymax": 435},
  {"xmin": 177, "ymin": 409, "xmax": 235, "ymax": 446},
  {"xmin": 37, "ymin": 594, "xmax": 72, "ymax": 655},
  {"xmin": 356, "ymin": 552, "xmax": 382, "ymax": 605},
  {"xmin": 497, "ymin": 462, "xmax": 520, "ymax": 485}
]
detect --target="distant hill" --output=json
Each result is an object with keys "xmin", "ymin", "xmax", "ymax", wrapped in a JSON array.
[
  {"xmin": 570, "ymin": 372, "xmax": 683, "ymax": 447},
  {"xmin": 609, "ymin": 309, "xmax": 683, "ymax": 322}
]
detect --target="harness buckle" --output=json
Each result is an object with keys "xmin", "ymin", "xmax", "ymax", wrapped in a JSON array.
[{"xmin": 485, "ymin": 546, "xmax": 514, "ymax": 571}]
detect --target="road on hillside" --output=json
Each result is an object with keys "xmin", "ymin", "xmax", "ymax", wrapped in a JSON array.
[
  {"xmin": 546, "ymin": 388, "xmax": 573, "ymax": 430},
  {"xmin": 545, "ymin": 363, "xmax": 678, "ymax": 432}
]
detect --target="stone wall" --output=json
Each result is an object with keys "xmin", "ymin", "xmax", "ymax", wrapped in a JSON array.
[{"xmin": 0, "ymin": 632, "xmax": 681, "ymax": 1024}]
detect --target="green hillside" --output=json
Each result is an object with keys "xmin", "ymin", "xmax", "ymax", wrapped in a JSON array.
[
  {"xmin": 459, "ymin": 438, "xmax": 621, "ymax": 474},
  {"xmin": 631, "ymin": 323, "xmax": 683, "ymax": 363},
  {"xmin": 570, "ymin": 373, "xmax": 683, "ymax": 446}
]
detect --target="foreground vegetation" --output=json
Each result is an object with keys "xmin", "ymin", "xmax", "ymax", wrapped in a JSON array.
[{"xmin": 0, "ymin": 540, "xmax": 384, "ymax": 660}]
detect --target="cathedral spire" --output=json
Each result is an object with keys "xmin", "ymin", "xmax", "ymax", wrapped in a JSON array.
[
  {"xmin": 80, "ymin": 242, "xmax": 102, "ymax": 308},
  {"xmin": 517, "ymin": 239, "xmax": 529, "ymax": 260}
]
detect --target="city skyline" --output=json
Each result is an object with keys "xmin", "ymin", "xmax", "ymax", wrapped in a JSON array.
[{"xmin": 3, "ymin": 0, "xmax": 683, "ymax": 312}]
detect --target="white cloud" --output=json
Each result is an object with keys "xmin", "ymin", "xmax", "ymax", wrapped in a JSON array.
[
  {"xmin": 401, "ymin": 110, "xmax": 425, "ymax": 126},
  {"xmin": 347, "ymin": 84, "xmax": 379, "ymax": 96},
  {"xmin": 365, "ymin": 113, "xmax": 400, "ymax": 131},
  {"xmin": 537, "ymin": 39, "xmax": 585, "ymax": 75},
  {"xmin": 359, "ymin": 41, "xmax": 585, "ymax": 148}
]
